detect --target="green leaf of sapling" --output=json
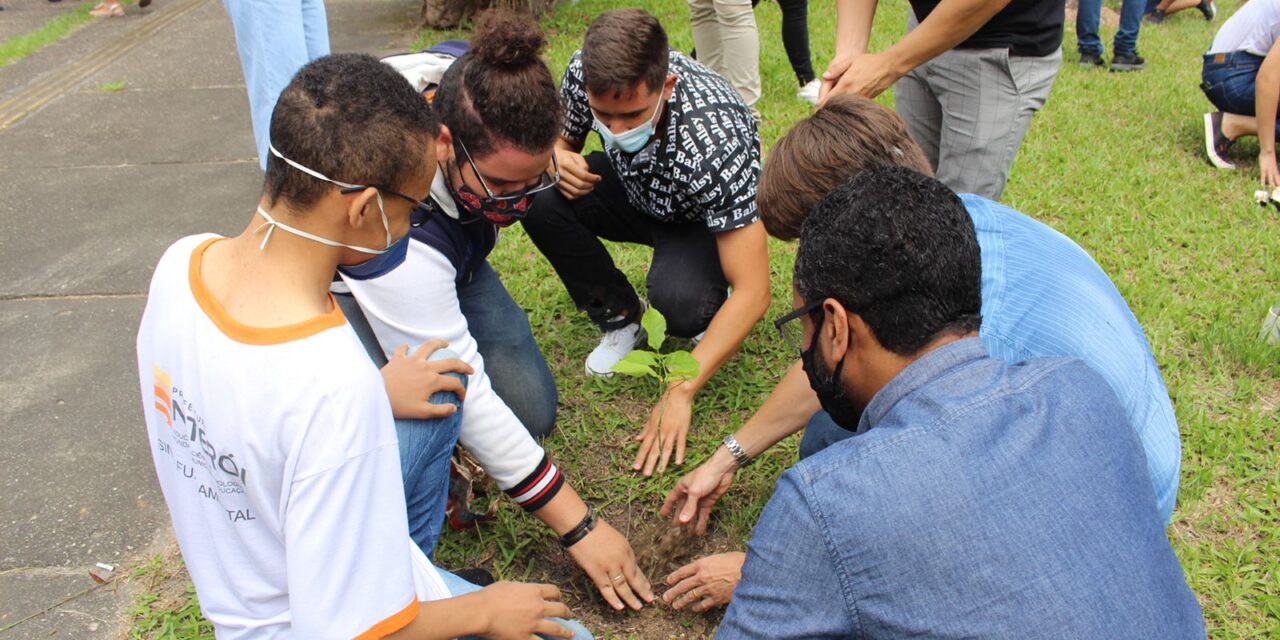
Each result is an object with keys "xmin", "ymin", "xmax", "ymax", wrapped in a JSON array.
[
  {"xmin": 641, "ymin": 306, "xmax": 667, "ymax": 351},
  {"xmin": 663, "ymin": 350, "xmax": 700, "ymax": 382},
  {"xmin": 611, "ymin": 350, "xmax": 659, "ymax": 378},
  {"xmin": 619, "ymin": 349, "xmax": 660, "ymax": 368}
]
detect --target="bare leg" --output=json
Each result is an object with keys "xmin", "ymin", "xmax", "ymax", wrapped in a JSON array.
[
  {"xmin": 1222, "ymin": 113, "xmax": 1259, "ymax": 141},
  {"xmin": 1156, "ymin": 0, "xmax": 1199, "ymax": 15}
]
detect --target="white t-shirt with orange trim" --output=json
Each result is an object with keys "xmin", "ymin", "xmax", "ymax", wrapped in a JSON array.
[{"xmin": 137, "ymin": 234, "xmax": 450, "ymax": 639}]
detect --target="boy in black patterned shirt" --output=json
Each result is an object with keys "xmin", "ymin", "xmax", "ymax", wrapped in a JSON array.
[{"xmin": 523, "ymin": 8, "xmax": 771, "ymax": 479}]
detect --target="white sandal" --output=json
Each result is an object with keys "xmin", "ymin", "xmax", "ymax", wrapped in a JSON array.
[{"xmin": 89, "ymin": 2, "xmax": 123, "ymax": 17}]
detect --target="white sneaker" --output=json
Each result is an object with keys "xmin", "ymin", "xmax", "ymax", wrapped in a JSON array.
[
  {"xmin": 797, "ymin": 79, "xmax": 821, "ymax": 106},
  {"xmin": 585, "ymin": 322, "xmax": 645, "ymax": 377}
]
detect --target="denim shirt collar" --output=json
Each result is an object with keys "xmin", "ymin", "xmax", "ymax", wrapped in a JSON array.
[{"xmin": 857, "ymin": 337, "xmax": 987, "ymax": 433}]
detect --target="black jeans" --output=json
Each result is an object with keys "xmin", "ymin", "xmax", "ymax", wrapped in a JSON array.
[
  {"xmin": 521, "ymin": 152, "xmax": 729, "ymax": 338},
  {"xmin": 747, "ymin": 0, "xmax": 814, "ymax": 85},
  {"xmin": 775, "ymin": 0, "xmax": 815, "ymax": 85}
]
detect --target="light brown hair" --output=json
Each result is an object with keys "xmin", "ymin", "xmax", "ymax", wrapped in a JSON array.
[{"xmin": 758, "ymin": 95, "xmax": 933, "ymax": 240}]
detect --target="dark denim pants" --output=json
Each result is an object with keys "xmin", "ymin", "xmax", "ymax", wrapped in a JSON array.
[
  {"xmin": 1076, "ymin": 0, "xmax": 1146, "ymax": 56},
  {"xmin": 335, "ymin": 261, "xmax": 558, "ymax": 556},
  {"xmin": 762, "ymin": 0, "xmax": 815, "ymax": 84},
  {"xmin": 335, "ymin": 291, "xmax": 464, "ymax": 557},
  {"xmin": 457, "ymin": 261, "xmax": 558, "ymax": 439},
  {"xmin": 1202, "ymin": 51, "xmax": 1280, "ymax": 136},
  {"xmin": 522, "ymin": 152, "xmax": 729, "ymax": 338}
]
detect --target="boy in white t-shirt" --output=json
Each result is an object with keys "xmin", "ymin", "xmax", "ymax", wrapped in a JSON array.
[{"xmin": 137, "ymin": 53, "xmax": 586, "ymax": 639}]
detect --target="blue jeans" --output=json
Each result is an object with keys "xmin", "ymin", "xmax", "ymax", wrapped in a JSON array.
[
  {"xmin": 1076, "ymin": 0, "xmax": 1145, "ymax": 56},
  {"xmin": 438, "ymin": 571, "xmax": 594, "ymax": 640},
  {"xmin": 459, "ymin": 262, "xmax": 558, "ymax": 439},
  {"xmin": 400, "ymin": 364, "xmax": 465, "ymax": 558},
  {"xmin": 1202, "ymin": 51, "xmax": 1280, "ymax": 136},
  {"xmin": 221, "ymin": 0, "xmax": 330, "ymax": 170},
  {"xmin": 335, "ymin": 292, "xmax": 464, "ymax": 557}
]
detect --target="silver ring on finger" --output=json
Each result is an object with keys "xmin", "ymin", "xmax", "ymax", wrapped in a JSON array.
[{"xmin": 611, "ymin": 574, "xmax": 625, "ymax": 583}]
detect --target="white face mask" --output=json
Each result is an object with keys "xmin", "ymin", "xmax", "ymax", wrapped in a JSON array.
[{"xmin": 259, "ymin": 144, "xmax": 394, "ymax": 255}]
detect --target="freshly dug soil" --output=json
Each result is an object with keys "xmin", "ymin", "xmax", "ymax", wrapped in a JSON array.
[{"xmin": 527, "ymin": 505, "xmax": 740, "ymax": 638}]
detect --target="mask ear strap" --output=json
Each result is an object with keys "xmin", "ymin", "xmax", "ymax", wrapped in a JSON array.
[
  {"xmin": 374, "ymin": 190, "xmax": 391, "ymax": 248},
  {"xmin": 268, "ymin": 144, "xmax": 361, "ymax": 190},
  {"xmin": 830, "ymin": 353, "xmax": 847, "ymax": 388},
  {"xmin": 256, "ymin": 217, "xmax": 276, "ymax": 251},
  {"xmin": 255, "ymin": 206, "xmax": 386, "ymax": 255},
  {"xmin": 269, "ymin": 144, "xmax": 393, "ymax": 249},
  {"xmin": 650, "ymin": 92, "xmax": 665, "ymax": 124}
]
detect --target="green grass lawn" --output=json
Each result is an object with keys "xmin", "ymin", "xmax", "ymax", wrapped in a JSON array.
[
  {"xmin": 129, "ymin": 0, "xmax": 1279, "ymax": 637},
  {"xmin": 0, "ymin": 2, "xmax": 98, "ymax": 69}
]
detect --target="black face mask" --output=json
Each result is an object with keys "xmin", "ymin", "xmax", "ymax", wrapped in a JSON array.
[{"xmin": 800, "ymin": 314, "xmax": 864, "ymax": 431}]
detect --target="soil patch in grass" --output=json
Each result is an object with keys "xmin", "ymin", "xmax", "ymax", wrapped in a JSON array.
[{"xmin": 522, "ymin": 514, "xmax": 736, "ymax": 639}]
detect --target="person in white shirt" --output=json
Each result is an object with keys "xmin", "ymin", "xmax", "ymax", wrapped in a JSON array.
[
  {"xmin": 137, "ymin": 52, "xmax": 590, "ymax": 639},
  {"xmin": 1200, "ymin": 0, "xmax": 1280, "ymax": 187},
  {"xmin": 337, "ymin": 11, "xmax": 655, "ymax": 613}
]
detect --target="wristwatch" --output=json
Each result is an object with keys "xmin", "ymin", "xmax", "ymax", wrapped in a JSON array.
[{"xmin": 722, "ymin": 434, "xmax": 753, "ymax": 468}]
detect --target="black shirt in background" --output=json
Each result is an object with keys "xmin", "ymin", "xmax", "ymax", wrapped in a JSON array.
[{"xmin": 910, "ymin": 0, "xmax": 1065, "ymax": 57}]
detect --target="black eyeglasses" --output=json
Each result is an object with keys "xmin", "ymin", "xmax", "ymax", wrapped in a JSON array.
[
  {"xmin": 339, "ymin": 185, "xmax": 433, "ymax": 228},
  {"xmin": 773, "ymin": 300, "xmax": 824, "ymax": 353},
  {"xmin": 457, "ymin": 139, "xmax": 561, "ymax": 203}
]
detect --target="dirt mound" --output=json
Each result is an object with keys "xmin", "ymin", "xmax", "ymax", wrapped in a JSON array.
[
  {"xmin": 1065, "ymin": 0, "xmax": 1121, "ymax": 28},
  {"xmin": 524, "ymin": 508, "xmax": 739, "ymax": 638}
]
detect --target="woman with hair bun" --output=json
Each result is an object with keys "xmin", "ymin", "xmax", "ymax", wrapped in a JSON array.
[{"xmin": 337, "ymin": 10, "xmax": 655, "ymax": 616}]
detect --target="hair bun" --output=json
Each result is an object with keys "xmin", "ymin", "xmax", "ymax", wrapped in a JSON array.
[{"xmin": 470, "ymin": 9, "xmax": 546, "ymax": 69}]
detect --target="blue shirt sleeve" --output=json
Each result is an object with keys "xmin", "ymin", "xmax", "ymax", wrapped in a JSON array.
[{"xmin": 718, "ymin": 470, "xmax": 856, "ymax": 639}]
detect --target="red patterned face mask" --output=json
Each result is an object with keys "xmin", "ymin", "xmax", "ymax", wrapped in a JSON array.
[
  {"xmin": 449, "ymin": 139, "xmax": 558, "ymax": 228},
  {"xmin": 451, "ymin": 185, "xmax": 532, "ymax": 228}
]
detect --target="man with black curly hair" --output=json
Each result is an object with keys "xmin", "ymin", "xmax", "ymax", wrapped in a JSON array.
[{"xmin": 712, "ymin": 169, "xmax": 1204, "ymax": 638}]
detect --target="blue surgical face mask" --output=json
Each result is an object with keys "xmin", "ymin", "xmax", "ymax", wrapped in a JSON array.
[
  {"xmin": 261, "ymin": 144, "xmax": 398, "ymax": 256},
  {"xmin": 593, "ymin": 95, "xmax": 664, "ymax": 154},
  {"xmin": 336, "ymin": 232, "xmax": 411, "ymax": 280}
]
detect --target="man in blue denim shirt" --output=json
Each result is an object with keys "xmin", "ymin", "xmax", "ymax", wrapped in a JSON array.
[
  {"xmin": 715, "ymin": 168, "xmax": 1203, "ymax": 638},
  {"xmin": 661, "ymin": 98, "xmax": 1181, "ymax": 580}
]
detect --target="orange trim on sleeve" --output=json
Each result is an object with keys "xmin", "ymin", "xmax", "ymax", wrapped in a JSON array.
[
  {"xmin": 353, "ymin": 599, "xmax": 418, "ymax": 640},
  {"xmin": 188, "ymin": 238, "xmax": 348, "ymax": 345}
]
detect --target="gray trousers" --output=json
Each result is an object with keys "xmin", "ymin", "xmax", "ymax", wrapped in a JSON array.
[{"xmin": 895, "ymin": 47, "xmax": 1062, "ymax": 200}]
